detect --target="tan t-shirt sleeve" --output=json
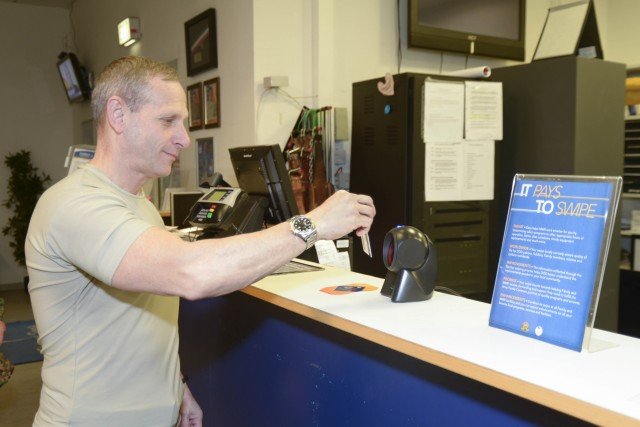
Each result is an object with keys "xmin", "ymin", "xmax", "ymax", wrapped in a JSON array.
[{"xmin": 45, "ymin": 191, "xmax": 154, "ymax": 286}]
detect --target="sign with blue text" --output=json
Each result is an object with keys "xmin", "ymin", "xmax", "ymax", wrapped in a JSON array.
[{"xmin": 490, "ymin": 175, "xmax": 621, "ymax": 351}]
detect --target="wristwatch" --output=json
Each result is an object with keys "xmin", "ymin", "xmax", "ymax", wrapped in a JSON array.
[{"xmin": 289, "ymin": 215, "xmax": 318, "ymax": 249}]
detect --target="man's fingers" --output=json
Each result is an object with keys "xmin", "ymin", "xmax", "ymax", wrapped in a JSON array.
[
  {"xmin": 356, "ymin": 194, "xmax": 375, "ymax": 216},
  {"xmin": 358, "ymin": 204, "xmax": 375, "ymax": 218}
]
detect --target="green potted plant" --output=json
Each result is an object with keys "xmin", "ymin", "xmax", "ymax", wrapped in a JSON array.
[{"xmin": 2, "ymin": 150, "xmax": 50, "ymax": 291}]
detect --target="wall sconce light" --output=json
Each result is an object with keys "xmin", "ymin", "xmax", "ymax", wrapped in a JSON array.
[{"xmin": 118, "ymin": 17, "xmax": 141, "ymax": 47}]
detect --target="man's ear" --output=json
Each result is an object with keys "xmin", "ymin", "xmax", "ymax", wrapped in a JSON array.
[{"xmin": 105, "ymin": 96, "xmax": 128, "ymax": 134}]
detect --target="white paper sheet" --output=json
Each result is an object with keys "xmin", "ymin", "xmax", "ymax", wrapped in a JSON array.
[
  {"xmin": 425, "ymin": 143, "xmax": 461, "ymax": 201},
  {"xmin": 422, "ymin": 80, "xmax": 464, "ymax": 143},
  {"xmin": 464, "ymin": 81, "xmax": 503, "ymax": 141},
  {"xmin": 460, "ymin": 141, "xmax": 494, "ymax": 201},
  {"xmin": 425, "ymin": 141, "xmax": 495, "ymax": 201},
  {"xmin": 314, "ymin": 240, "xmax": 351, "ymax": 270}
]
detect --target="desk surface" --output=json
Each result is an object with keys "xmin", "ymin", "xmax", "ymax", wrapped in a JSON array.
[{"xmin": 243, "ymin": 264, "xmax": 640, "ymax": 426}]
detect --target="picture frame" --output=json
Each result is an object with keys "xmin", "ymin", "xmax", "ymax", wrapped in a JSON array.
[
  {"xmin": 196, "ymin": 137, "xmax": 215, "ymax": 186},
  {"xmin": 187, "ymin": 82, "xmax": 203, "ymax": 131},
  {"xmin": 203, "ymin": 77, "xmax": 221, "ymax": 128},
  {"xmin": 185, "ymin": 8, "xmax": 218, "ymax": 76}
]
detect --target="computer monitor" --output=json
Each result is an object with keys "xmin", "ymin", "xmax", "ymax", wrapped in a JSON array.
[
  {"xmin": 229, "ymin": 144, "xmax": 299, "ymax": 224},
  {"xmin": 171, "ymin": 191, "xmax": 204, "ymax": 228}
]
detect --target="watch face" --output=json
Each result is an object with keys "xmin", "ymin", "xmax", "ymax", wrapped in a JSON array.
[{"xmin": 293, "ymin": 216, "xmax": 312, "ymax": 231}]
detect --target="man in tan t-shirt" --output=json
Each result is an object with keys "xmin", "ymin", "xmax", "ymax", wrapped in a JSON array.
[{"xmin": 25, "ymin": 56, "xmax": 375, "ymax": 426}]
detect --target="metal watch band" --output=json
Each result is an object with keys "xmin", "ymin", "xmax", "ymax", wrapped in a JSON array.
[{"xmin": 289, "ymin": 215, "xmax": 318, "ymax": 249}]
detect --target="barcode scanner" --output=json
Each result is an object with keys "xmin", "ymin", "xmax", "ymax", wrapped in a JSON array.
[{"xmin": 381, "ymin": 226, "xmax": 437, "ymax": 302}]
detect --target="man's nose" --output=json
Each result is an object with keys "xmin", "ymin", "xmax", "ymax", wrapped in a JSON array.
[{"xmin": 176, "ymin": 123, "xmax": 191, "ymax": 149}]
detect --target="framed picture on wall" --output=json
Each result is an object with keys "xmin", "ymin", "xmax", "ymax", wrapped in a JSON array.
[
  {"xmin": 203, "ymin": 77, "xmax": 221, "ymax": 128},
  {"xmin": 187, "ymin": 82, "xmax": 203, "ymax": 131},
  {"xmin": 185, "ymin": 8, "xmax": 218, "ymax": 76},
  {"xmin": 196, "ymin": 137, "xmax": 215, "ymax": 186}
]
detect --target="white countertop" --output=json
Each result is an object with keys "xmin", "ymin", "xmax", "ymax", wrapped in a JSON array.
[{"xmin": 245, "ymin": 264, "xmax": 640, "ymax": 426}]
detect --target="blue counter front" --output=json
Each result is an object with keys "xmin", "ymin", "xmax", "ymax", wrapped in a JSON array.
[{"xmin": 179, "ymin": 265, "xmax": 640, "ymax": 426}]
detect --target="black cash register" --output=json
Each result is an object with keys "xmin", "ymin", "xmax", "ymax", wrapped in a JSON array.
[
  {"xmin": 185, "ymin": 144, "xmax": 326, "ymax": 273},
  {"xmin": 186, "ymin": 144, "xmax": 298, "ymax": 240},
  {"xmin": 187, "ymin": 187, "xmax": 268, "ymax": 239}
]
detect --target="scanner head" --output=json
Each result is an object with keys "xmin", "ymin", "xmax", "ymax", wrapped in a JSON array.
[
  {"xmin": 381, "ymin": 225, "xmax": 437, "ymax": 302},
  {"xmin": 383, "ymin": 226, "xmax": 429, "ymax": 272}
]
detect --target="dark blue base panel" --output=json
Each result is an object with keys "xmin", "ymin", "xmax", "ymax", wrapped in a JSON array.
[{"xmin": 179, "ymin": 293, "xmax": 590, "ymax": 427}]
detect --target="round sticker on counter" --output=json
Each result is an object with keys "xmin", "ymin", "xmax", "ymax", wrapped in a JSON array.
[{"xmin": 321, "ymin": 283, "xmax": 378, "ymax": 295}]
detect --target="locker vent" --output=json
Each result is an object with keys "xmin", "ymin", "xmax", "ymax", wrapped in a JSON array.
[
  {"xmin": 363, "ymin": 95, "xmax": 375, "ymax": 115},
  {"xmin": 386, "ymin": 125, "xmax": 399, "ymax": 145},
  {"xmin": 364, "ymin": 127, "xmax": 375, "ymax": 146}
]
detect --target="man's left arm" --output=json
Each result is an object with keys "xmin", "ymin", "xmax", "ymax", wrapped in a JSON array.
[{"xmin": 179, "ymin": 384, "xmax": 203, "ymax": 427}]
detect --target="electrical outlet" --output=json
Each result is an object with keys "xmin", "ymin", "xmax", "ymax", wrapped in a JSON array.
[{"xmin": 263, "ymin": 76, "xmax": 289, "ymax": 89}]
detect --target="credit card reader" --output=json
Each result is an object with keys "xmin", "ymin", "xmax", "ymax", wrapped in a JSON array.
[
  {"xmin": 188, "ymin": 187, "xmax": 244, "ymax": 228},
  {"xmin": 187, "ymin": 187, "xmax": 268, "ymax": 238}
]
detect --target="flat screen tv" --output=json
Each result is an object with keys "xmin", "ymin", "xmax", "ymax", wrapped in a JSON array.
[
  {"xmin": 56, "ymin": 52, "xmax": 91, "ymax": 103},
  {"xmin": 229, "ymin": 144, "xmax": 299, "ymax": 225},
  {"xmin": 408, "ymin": 0, "xmax": 525, "ymax": 61}
]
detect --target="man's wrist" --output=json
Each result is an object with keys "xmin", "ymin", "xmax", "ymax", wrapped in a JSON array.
[
  {"xmin": 289, "ymin": 215, "xmax": 318, "ymax": 249},
  {"xmin": 303, "ymin": 213, "xmax": 323, "ymax": 240}
]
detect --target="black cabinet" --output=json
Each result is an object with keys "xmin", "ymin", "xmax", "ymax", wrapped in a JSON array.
[
  {"xmin": 350, "ymin": 73, "xmax": 492, "ymax": 297},
  {"xmin": 423, "ymin": 201, "xmax": 490, "ymax": 297},
  {"xmin": 619, "ymin": 269, "xmax": 640, "ymax": 338},
  {"xmin": 491, "ymin": 56, "xmax": 625, "ymax": 331}
]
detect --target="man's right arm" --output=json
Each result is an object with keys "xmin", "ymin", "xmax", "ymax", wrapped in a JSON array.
[{"xmin": 111, "ymin": 190, "xmax": 375, "ymax": 300}]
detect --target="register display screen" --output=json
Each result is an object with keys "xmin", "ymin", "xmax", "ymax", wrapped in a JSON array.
[{"xmin": 206, "ymin": 189, "xmax": 230, "ymax": 202}]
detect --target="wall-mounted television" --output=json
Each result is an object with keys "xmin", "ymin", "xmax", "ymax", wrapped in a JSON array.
[
  {"xmin": 56, "ymin": 52, "xmax": 91, "ymax": 103},
  {"xmin": 408, "ymin": 0, "xmax": 526, "ymax": 61}
]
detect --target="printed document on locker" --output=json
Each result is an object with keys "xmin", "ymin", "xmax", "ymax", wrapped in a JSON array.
[
  {"xmin": 465, "ymin": 81, "xmax": 503, "ymax": 141},
  {"xmin": 422, "ymin": 80, "xmax": 464, "ymax": 143}
]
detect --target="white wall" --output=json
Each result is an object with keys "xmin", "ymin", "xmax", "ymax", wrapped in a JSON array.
[
  {"xmin": 71, "ymin": 0, "xmax": 255, "ymax": 188},
  {"xmin": 604, "ymin": 0, "xmax": 640, "ymax": 67},
  {"xmin": 0, "ymin": 3, "xmax": 74, "ymax": 285},
  {"xmin": 253, "ymin": 0, "xmax": 314, "ymax": 149}
]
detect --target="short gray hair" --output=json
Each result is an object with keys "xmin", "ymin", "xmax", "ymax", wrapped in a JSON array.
[{"xmin": 91, "ymin": 56, "xmax": 179, "ymax": 127}]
